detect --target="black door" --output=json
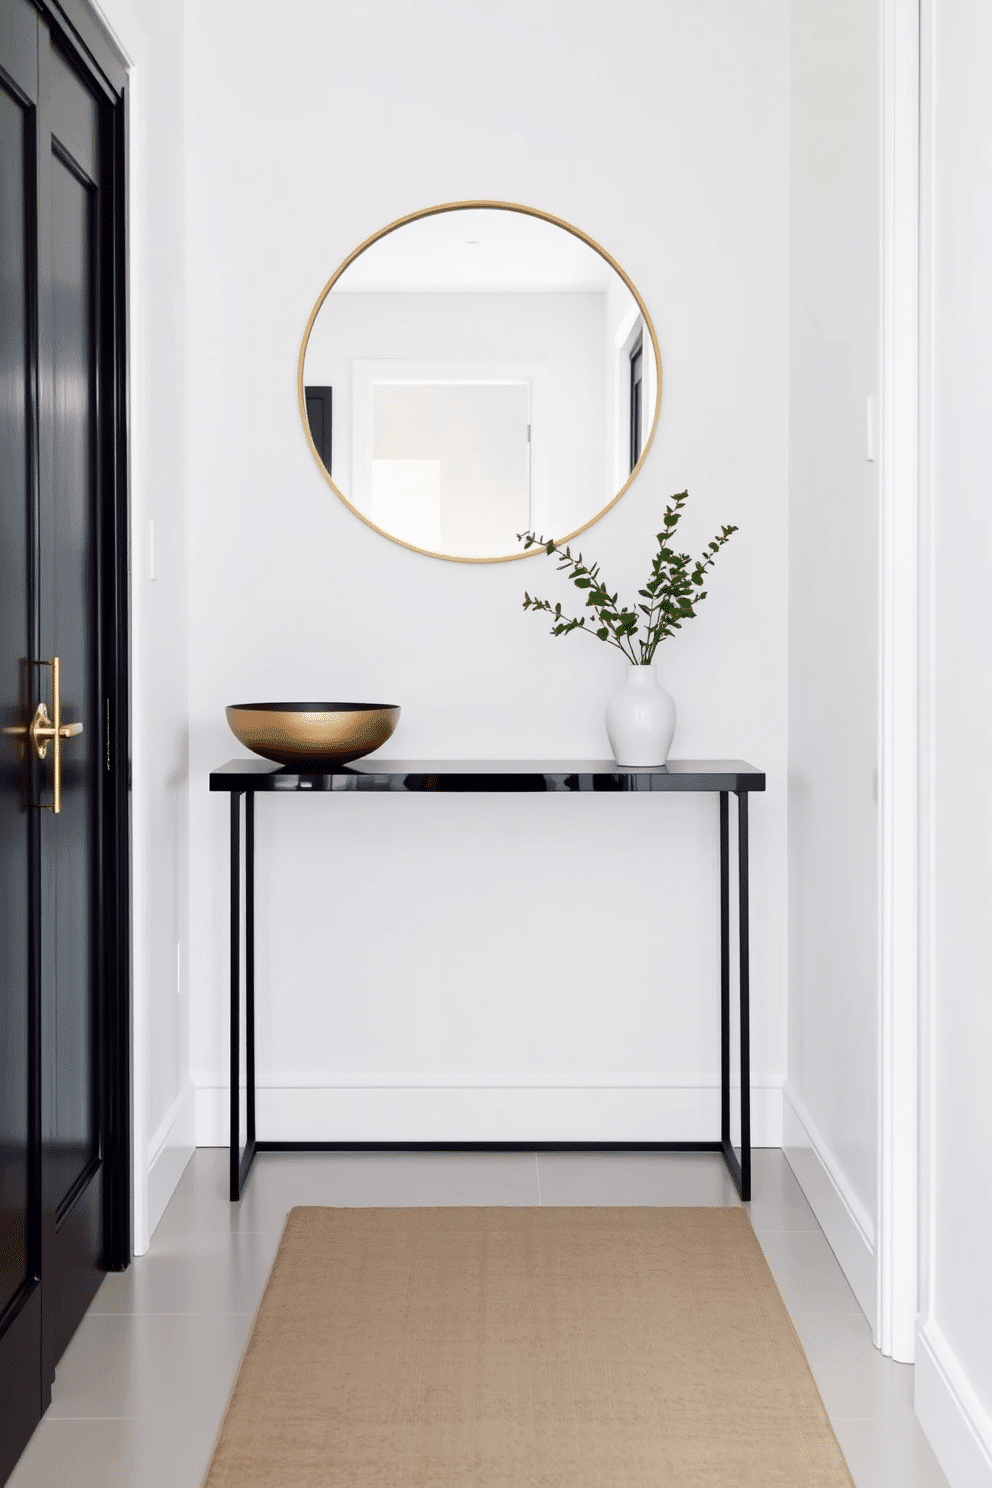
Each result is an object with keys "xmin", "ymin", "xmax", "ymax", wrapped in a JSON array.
[{"xmin": 0, "ymin": 2, "xmax": 129, "ymax": 1478}]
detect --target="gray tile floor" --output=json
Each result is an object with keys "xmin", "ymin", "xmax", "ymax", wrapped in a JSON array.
[{"xmin": 8, "ymin": 1148, "xmax": 951, "ymax": 1488}]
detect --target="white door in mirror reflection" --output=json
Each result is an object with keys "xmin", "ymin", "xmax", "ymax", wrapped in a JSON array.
[{"xmin": 369, "ymin": 382, "xmax": 530, "ymax": 555}]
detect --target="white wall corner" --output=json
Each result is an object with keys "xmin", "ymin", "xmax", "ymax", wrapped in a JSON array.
[
  {"xmin": 146, "ymin": 1081, "xmax": 196, "ymax": 1246},
  {"xmin": 782, "ymin": 1084, "xmax": 876, "ymax": 1325},
  {"xmin": 876, "ymin": 0, "xmax": 921, "ymax": 1364},
  {"xmin": 916, "ymin": 1321, "xmax": 992, "ymax": 1488}
]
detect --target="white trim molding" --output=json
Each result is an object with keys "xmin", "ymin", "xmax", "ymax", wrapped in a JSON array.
[
  {"xmin": 876, "ymin": 0, "xmax": 920, "ymax": 1364},
  {"xmin": 915, "ymin": 0, "xmax": 938, "ymax": 1404},
  {"xmin": 147, "ymin": 1080, "xmax": 196, "ymax": 1240},
  {"xmin": 916, "ymin": 1322, "xmax": 992, "ymax": 1488},
  {"xmin": 192, "ymin": 1078, "xmax": 784, "ymax": 1150},
  {"xmin": 783, "ymin": 1084, "xmax": 876, "ymax": 1325}
]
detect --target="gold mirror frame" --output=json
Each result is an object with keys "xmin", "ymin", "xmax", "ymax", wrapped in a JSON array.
[{"xmin": 298, "ymin": 200, "xmax": 663, "ymax": 564}]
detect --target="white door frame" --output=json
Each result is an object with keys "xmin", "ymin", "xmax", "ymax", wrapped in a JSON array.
[{"xmin": 876, "ymin": 0, "xmax": 920, "ymax": 1364}]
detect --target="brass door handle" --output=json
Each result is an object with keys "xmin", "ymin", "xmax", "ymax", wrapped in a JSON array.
[
  {"xmin": 1, "ymin": 657, "xmax": 83, "ymax": 813},
  {"xmin": 3, "ymin": 702, "xmax": 83, "ymax": 752}
]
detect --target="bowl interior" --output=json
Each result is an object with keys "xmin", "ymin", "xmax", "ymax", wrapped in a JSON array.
[{"xmin": 227, "ymin": 702, "xmax": 397, "ymax": 714}]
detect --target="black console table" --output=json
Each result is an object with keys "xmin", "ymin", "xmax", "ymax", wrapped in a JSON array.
[{"xmin": 210, "ymin": 758, "xmax": 765, "ymax": 1201}]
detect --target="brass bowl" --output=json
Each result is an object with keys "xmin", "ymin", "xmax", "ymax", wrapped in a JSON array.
[{"xmin": 225, "ymin": 702, "xmax": 400, "ymax": 768}]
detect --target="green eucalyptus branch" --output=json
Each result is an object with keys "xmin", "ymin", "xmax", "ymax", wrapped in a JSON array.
[{"xmin": 518, "ymin": 490, "xmax": 737, "ymax": 666}]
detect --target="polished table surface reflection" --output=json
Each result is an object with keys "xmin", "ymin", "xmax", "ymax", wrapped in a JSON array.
[
  {"xmin": 210, "ymin": 758, "xmax": 766, "ymax": 1200},
  {"xmin": 210, "ymin": 757, "xmax": 765, "ymax": 791}
]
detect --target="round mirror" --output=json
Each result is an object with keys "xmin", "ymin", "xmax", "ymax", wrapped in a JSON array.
[{"xmin": 298, "ymin": 202, "xmax": 661, "ymax": 563}]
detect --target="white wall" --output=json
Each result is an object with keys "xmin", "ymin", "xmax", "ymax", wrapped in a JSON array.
[
  {"xmin": 305, "ymin": 289, "xmax": 607, "ymax": 536},
  {"xmin": 915, "ymin": 0, "xmax": 992, "ymax": 1480},
  {"xmin": 97, "ymin": 0, "xmax": 193, "ymax": 1252},
  {"xmin": 184, "ymin": 0, "xmax": 789, "ymax": 1148},
  {"xmin": 785, "ymin": 0, "xmax": 881, "ymax": 1324}
]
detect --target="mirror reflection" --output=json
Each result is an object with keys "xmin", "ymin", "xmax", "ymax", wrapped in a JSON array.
[{"xmin": 299, "ymin": 204, "xmax": 660, "ymax": 562}]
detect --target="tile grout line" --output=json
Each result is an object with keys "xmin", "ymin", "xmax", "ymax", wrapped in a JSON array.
[
  {"xmin": 41, "ymin": 1416, "xmax": 142, "ymax": 1423},
  {"xmin": 86, "ymin": 1310, "xmax": 256, "ymax": 1318}
]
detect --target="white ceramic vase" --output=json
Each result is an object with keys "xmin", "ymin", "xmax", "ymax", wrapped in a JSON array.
[{"xmin": 605, "ymin": 662, "xmax": 676, "ymax": 767}]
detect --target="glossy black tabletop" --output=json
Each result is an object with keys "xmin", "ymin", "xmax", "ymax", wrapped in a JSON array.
[{"xmin": 209, "ymin": 758, "xmax": 766, "ymax": 793}]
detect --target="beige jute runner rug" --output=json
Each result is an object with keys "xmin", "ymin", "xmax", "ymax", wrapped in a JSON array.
[{"xmin": 205, "ymin": 1206, "xmax": 853, "ymax": 1487}]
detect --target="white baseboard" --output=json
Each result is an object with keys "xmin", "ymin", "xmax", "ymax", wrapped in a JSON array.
[
  {"xmin": 193, "ymin": 1079, "xmax": 784, "ymax": 1149},
  {"xmin": 782, "ymin": 1083, "xmax": 876, "ymax": 1325},
  {"xmin": 916, "ymin": 1320, "xmax": 992, "ymax": 1488},
  {"xmin": 145, "ymin": 1080, "xmax": 196, "ymax": 1248}
]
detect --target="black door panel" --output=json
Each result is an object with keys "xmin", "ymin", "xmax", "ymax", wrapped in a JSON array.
[
  {"xmin": 46, "ymin": 125, "xmax": 98, "ymax": 1210},
  {"xmin": 0, "ymin": 16, "xmax": 43, "ymax": 1476},
  {"xmin": 0, "ymin": 63, "xmax": 34, "ymax": 1330},
  {"xmin": 41, "ymin": 59, "xmax": 104, "ymax": 1379}
]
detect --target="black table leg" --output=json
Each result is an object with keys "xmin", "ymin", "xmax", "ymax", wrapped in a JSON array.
[
  {"xmin": 230, "ymin": 789, "xmax": 257, "ymax": 1201},
  {"xmin": 229, "ymin": 790, "xmax": 240, "ymax": 1200},
  {"xmin": 719, "ymin": 789, "xmax": 752, "ymax": 1201},
  {"xmin": 720, "ymin": 792, "xmax": 731, "ymax": 1151},
  {"xmin": 245, "ymin": 791, "xmax": 256, "ymax": 1161},
  {"xmin": 737, "ymin": 789, "xmax": 751, "ymax": 1201}
]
